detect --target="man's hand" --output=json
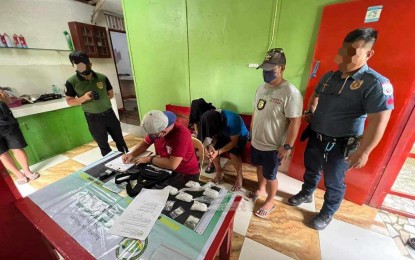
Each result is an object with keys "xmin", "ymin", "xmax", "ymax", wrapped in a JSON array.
[
  {"xmin": 0, "ymin": 90, "xmax": 11, "ymax": 104},
  {"xmin": 345, "ymin": 151, "xmax": 369, "ymax": 169},
  {"xmin": 134, "ymin": 156, "xmax": 151, "ymax": 165},
  {"xmin": 303, "ymin": 111, "xmax": 313, "ymax": 123},
  {"xmin": 122, "ymin": 153, "xmax": 134, "ymax": 164},
  {"xmin": 208, "ymin": 149, "xmax": 219, "ymax": 160},
  {"xmin": 277, "ymin": 147, "xmax": 291, "ymax": 160},
  {"xmin": 82, "ymin": 91, "xmax": 93, "ymax": 102}
]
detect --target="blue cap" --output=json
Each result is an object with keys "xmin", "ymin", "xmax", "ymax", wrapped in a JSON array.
[{"xmin": 163, "ymin": 111, "xmax": 176, "ymax": 127}]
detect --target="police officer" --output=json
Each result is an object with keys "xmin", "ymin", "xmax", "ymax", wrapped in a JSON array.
[
  {"xmin": 288, "ymin": 28, "xmax": 394, "ymax": 230},
  {"xmin": 65, "ymin": 51, "xmax": 128, "ymax": 156}
]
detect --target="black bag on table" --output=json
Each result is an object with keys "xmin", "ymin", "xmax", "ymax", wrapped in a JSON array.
[{"xmin": 115, "ymin": 164, "xmax": 172, "ymax": 197}]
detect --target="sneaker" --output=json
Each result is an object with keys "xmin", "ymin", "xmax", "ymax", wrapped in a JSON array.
[
  {"xmin": 309, "ymin": 213, "xmax": 332, "ymax": 230},
  {"xmin": 287, "ymin": 191, "xmax": 313, "ymax": 206}
]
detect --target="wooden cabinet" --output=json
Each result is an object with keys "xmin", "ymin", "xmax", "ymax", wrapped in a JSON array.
[{"xmin": 68, "ymin": 22, "xmax": 111, "ymax": 58}]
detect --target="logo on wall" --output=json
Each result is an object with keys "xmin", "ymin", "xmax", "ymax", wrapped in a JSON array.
[
  {"xmin": 115, "ymin": 238, "xmax": 148, "ymax": 260},
  {"xmin": 96, "ymin": 82, "xmax": 104, "ymax": 89}
]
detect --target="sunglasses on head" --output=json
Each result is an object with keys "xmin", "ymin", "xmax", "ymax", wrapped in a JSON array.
[{"xmin": 267, "ymin": 48, "xmax": 284, "ymax": 55}]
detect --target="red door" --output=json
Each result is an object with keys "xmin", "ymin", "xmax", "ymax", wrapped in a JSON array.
[
  {"xmin": 369, "ymin": 100, "xmax": 415, "ymax": 217},
  {"xmin": 288, "ymin": 0, "xmax": 415, "ymax": 205}
]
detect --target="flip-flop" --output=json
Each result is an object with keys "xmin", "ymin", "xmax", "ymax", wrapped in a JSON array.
[
  {"xmin": 255, "ymin": 205, "xmax": 276, "ymax": 218},
  {"xmin": 205, "ymin": 165, "xmax": 216, "ymax": 174},
  {"xmin": 24, "ymin": 172, "xmax": 40, "ymax": 180},
  {"xmin": 248, "ymin": 191, "xmax": 259, "ymax": 201},
  {"xmin": 16, "ymin": 177, "xmax": 29, "ymax": 185}
]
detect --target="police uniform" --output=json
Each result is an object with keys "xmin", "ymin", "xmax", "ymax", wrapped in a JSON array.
[
  {"xmin": 302, "ymin": 64, "xmax": 394, "ymax": 216},
  {"xmin": 65, "ymin": 71, "xmax": 128, "ymax": 156}
]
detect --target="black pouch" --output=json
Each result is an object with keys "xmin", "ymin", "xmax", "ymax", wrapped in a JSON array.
[
  {"xmin": 342, "ymin": 137, "xmax": 360, "ymax": 157},
  {"xmin": 115, "ymin": 164, "xmax": 172, "ymax": 197},
  {"xmin": 300, "ymin": 124, "xmax": 313, "ymax": 142}
]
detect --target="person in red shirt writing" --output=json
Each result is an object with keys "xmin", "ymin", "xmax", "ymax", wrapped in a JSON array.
[{"xmin": 122, "ymin": 110, "xmax": 199, "ymax": 177}]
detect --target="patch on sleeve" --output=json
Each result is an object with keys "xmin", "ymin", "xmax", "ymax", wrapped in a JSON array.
[
  {"xmin": 382, "ymin": 82, "xmax": 393, "ymax": 96},
  {"xmin": 386, "ymin": 97, "xmax": 394, "ymax": 106}
]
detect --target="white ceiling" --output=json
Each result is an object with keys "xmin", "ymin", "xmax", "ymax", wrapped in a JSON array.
[{"xmin": 100, "ymin": 0, "xmax": 123, "ymax": 16}]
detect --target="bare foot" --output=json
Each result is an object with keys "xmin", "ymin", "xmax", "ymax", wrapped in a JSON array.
[
  {"xmin": 213, "ymin": 171, "xmax": 224, "ymax": 183},
  {"xmin": 260, "ymin": 200, "xmax": 275, "ymax": 211}
]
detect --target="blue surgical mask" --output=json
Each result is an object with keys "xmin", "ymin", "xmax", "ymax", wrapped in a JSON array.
[{"xmin": 263, "ymin": 70, "xmax": 277, "ymax": 83}]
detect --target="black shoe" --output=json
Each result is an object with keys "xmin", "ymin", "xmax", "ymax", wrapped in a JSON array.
[
  {"xmin": 287, "ymin": 191, "xmax": 313, "ymax": 206},
  {"xmin": 408, "ymin": 238, "xmax": 415, "ymax": 250},
  {"xmin": 205, "ymin": 165, "xmax": 216, "ymax": 174},
  {"xmin": 309, "ymin": 213, "xmax": 332, "ymax": 230}
]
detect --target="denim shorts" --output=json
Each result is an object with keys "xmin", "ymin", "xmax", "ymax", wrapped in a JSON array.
[{"xmin": 251, "ymin": 146, "xmax": 280, "ymax": 180}]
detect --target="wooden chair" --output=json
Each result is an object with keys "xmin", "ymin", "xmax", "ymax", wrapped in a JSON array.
[{"xmin": 191, "ymin": 136, "xmax": 204, "ymax": 174}]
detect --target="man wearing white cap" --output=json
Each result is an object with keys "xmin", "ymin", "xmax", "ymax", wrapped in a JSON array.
[{"xmin": 123, "ymin": 110, "xmax": 199, "ymax": 176}]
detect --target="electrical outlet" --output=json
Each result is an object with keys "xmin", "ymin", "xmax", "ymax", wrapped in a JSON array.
[{"xmin": 248, "ymin": 63, "xmax": 259, "ymax": 68}]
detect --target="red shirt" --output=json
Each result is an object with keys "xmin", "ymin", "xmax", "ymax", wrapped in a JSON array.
[{"xmin": 144, "ymin": 123, "xmax": 199, "ymax": 175}]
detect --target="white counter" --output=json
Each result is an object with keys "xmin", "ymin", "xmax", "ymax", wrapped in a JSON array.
[{"xmin": 11, "ymin": 97, "xmax": 119, "ymax": 118}]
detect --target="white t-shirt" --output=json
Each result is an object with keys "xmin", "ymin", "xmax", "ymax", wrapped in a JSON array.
[{"xmin": 251, "ymin": 81, "xmax": 303, "ymax": 151}]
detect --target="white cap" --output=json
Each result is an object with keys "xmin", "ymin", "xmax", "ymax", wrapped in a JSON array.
[{"xmin": 141, "ymin": 110, "xmax": 176, "ymax": 134}]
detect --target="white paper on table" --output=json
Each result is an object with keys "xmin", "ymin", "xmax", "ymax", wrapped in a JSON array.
[
  {"xmin": 104, "ymin": 151, "xmax": 153, "ymax": 172},
  {"xmin": 108, "ymin": 188, "xmax": 169, "ymax": 240}
]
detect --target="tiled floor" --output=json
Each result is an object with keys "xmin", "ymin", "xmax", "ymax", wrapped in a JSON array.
[
  {"xmin": 11, "ymin": 130, "xmax": 411, "ymax": 260},
  {"xmin": 383, "ymin": 143, "xmax": 415, "ymax": 217},
  {"xmin": 119, "ymin": 109, "xmax": 140, "ymax": 126}
]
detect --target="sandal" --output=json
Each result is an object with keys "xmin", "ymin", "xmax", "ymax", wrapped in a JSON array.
[
  {"xmin": 213, "ymin": 172, "xmax": 224, "ymax": 184},
  {"xmin": 205, "ymin": 164, "xmax": 216, "ymax": 174},
  {"xmin": 16, "ymin": 177, "xmax": 29, "ymax": 185},
  {"xmin": 24, "ymin": 172, "xmax": 40, "ymax": 180},
  {"xmin": 255, "ymin": 205, "xmax": 276, "ymax": 219}
]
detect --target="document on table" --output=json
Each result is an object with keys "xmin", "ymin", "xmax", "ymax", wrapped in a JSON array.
[
  {"xmin": 109, "ymin": 188, "xmax": 169, "ymax": 240},
  {"xmin": 105, "ymin": 151, "xmax": 153, "ymax": 172}
]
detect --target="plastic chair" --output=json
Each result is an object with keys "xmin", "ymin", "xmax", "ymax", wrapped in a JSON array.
[{"xmin": 191, "ymin": 137, "xmax": 204, "ymax": 174}]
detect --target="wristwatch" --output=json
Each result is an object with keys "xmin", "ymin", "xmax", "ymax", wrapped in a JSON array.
[{"xmin": 283, "ymin": 144, "xmax": 293, "ymax": 151}]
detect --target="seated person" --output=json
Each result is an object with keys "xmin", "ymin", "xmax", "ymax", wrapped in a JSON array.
[
  {"xmin": 199, "ymin": 109, "xmax": 250, "ymax": 191},
  {"xmin": 123, "ymin": 110, "xmax": 199, "ymax": 178},
  {"xmin": 188, "ymin": 98, "xmax": 216, "ymax": 173}
]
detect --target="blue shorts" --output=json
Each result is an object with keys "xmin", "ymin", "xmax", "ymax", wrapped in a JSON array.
[{"xmin": 251, "ymin": 146, "xmax": 280, "ymax": 180}]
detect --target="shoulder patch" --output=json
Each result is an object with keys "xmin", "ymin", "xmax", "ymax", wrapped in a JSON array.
[{"xmin": 382, "ymin": 82, "xmax": 393, "ymax": 96}]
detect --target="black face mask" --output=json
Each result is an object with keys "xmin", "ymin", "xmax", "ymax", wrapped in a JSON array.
[
  {"xmin": 77, "ymin": 70, "xmax": 92, "ymax": 76},
  {"xmin": 263, "ymin": 70, "xmax": 278, "ymax": 83}
]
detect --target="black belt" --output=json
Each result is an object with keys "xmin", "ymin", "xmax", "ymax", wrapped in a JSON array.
[
  {"xmin": 315, "ymin": 132, "xmax": 349, "ymax": 143},
  {"xmin": 85, "ymin": 108, "xmax": 113, "ymax": 117}
]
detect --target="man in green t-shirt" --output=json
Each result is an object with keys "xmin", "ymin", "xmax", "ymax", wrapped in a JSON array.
[{"xmin": 65, "ymin": 51, "xmax": 128, "ymax": 156}]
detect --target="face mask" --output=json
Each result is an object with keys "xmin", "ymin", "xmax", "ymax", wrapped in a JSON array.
[
  {"xmin": 76, "ymin": 63, "xmax": 92, "ymax": 77},
  {"xmin": 263, "ymin": 70, "xmax": 277, "ymax": 83},
  {"xmin": 80, "ymin": 70, "xmax": 92, "ymax": 76}
]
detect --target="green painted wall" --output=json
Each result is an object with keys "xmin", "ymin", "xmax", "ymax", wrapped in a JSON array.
[
  {"xmin": 187, "ymin": 0, "xmax": 276, "ymax": 114},
  {"xmin": 122, "ymin": 0, "xmax": 190, "ymax": 119},
  {"xmin": 123, "ymin": 0, "xmax": 343, "ymax": 115},
  {"xmin": 275, "ymin": 0, "xmax": 343, "ymax": 93}
]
